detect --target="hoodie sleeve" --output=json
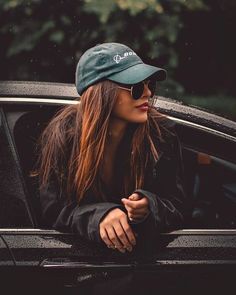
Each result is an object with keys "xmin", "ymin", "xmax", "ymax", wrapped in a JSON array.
[
  {"xmin": 39, "ymin": 177, "xmax": 123, "ymax": 243},
  {"xmin": 133, "ymin": 131, "xmax": 189, "ymax": 232}
]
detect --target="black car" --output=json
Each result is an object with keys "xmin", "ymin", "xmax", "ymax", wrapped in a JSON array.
[{"xmin": 1, "ymin": 81, "xmax": 236, "ymax": 294}]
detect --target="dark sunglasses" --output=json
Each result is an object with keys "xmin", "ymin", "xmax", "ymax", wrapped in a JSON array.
[{"xmin": 117, "ymin": 79, "xmax": 157, "ymax": 100}]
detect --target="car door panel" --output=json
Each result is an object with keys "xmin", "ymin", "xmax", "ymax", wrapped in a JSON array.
[{"xmin": 2, "ymin": 230, "xmax": 236, "ymax": 294}]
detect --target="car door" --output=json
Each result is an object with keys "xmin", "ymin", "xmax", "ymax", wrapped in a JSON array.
[
  {"xmin": 1, "ymin": 82, "xmax": 236, "ymax": 295},
  {"xmin": 0, "ymin": 113, "xmax": 15, "ymax": 282},
  {"xmin": 0, "ymin": 98, "xmax": 95, "ymax": 293}
]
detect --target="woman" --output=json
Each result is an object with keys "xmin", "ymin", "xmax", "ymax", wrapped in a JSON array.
[{"xmin": 38, "ymin": 42, "xmax": 188, "ymax": 254}]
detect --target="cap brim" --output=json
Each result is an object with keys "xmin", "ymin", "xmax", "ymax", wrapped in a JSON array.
[{"xmin": 107, "ymin": 63, "xmax": 167, "ymax": 84}]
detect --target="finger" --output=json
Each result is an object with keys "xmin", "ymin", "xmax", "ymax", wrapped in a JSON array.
[
  {"xmin": 106, "ymin": 226, "xmax": 125, "ymax": 253},
  {"xmin": 128, "ymin": 207, "xmax": 149, "ymax": 215},
  {"xmin": 128, "ymin": 193, "xmax": 141, "ymax": 201},
  {"xmin": 100, "ymin": 227, "xmax": 115, "ymax": 249},
  {"xmin": 121, "ymin": 198, "xmax": 141, "ymax": 207},
  {"xmin": 128, "ymin": 208, "xmax": 149, "ymax": 216},
  {"xmin": 113, "ymin": 222, "xmax": 133, "ymax": 252},
  {"xmin": 121, "ymin": 198, "xmax": 137, "ymax": 209},
  {"xmin": 123, "ymin": 205, "xmax": 148, "ymax": 219},
  {"xmin": 122, "ymin": 202, "xmax": 131, "ymax": 213},
  {"xmin": 122, "ymin": 197, "xmax": 149, "ymax": 210},
  {"xmin": 128, "ymin": 212, "xmax": 149, "ymax": 220},
  {"xmin": 124, "ymin": 201, "xmax": 149, "ymax": 213},
  {"xmin": 120, "ymin": 215, "xmax": 136, "ymax": 247}
]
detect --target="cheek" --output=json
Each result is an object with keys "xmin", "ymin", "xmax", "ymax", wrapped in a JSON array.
[
  {"xmin": 112, "ymin": 96, "xmax": 131, "ymax": 117},
  {"xmin": 114, "ymin": 99, "xmax": 131, "ymax": 117},
  {"xmin": 112, "ymin": 98, "xmax": 148, "ymax": 123}
]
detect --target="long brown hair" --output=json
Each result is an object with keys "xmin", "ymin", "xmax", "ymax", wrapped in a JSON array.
[{"xmin": 37, "ymin": 80, "xmax": 165, "ymax": 203}]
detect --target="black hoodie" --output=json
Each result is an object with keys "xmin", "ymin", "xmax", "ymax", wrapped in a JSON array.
[{"xmin": 39, "ymin": 118, "xmax": 189, "ymax": 251}]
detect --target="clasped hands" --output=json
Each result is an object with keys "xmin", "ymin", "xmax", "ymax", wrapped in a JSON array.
[{"xmin": 99, "ymin": 193, "xmax": 149, "ymax": 253}]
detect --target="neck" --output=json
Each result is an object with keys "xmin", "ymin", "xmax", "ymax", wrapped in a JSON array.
[{"xmin": 107, "ymin": 117, "xmax": 128, "ymax": 147}]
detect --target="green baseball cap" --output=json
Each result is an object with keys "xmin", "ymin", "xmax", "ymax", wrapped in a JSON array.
[{"xmin": 76, "ymin": 42, "xmax": 167, "ymax": 95}]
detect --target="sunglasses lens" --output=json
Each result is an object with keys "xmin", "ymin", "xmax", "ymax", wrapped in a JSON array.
[
  {"xmin": 132, "ymin": 82, "xmax": 144, "ymax": 100},
  {"xmin": 131, "ymin": 79, "xmax": 157, "ymax": 100}
]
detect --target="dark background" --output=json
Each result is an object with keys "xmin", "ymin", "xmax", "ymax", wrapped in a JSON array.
[{"xmin": 0, "ymin": 0, "xmax": 235, "ymax": 119}]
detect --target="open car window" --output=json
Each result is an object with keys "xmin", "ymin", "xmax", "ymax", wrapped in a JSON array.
[{"xmin": 1, "ymin": 99, "xmax": 236, "ymax": 230}]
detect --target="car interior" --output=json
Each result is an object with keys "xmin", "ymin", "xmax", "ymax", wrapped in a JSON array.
[{"xmin": 1, "ymin": 103, "xmax": 236, "ymax": 229}]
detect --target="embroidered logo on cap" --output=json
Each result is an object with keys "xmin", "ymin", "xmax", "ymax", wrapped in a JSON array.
[{"xmin": 113, "ymin": 51, "xmax": 137, "ymax": 64}]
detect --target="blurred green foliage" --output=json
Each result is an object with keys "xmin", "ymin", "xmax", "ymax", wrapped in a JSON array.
[
  {"xmin": 1, "ymin": 0, "xmax": 236, "ymax": 120},
  {"xmin": 0, "ymin": 0, "xmax": 206, "ymax": 84}
]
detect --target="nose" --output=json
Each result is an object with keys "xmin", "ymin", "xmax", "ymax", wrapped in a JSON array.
[{"xmin": 143, "ymin": 82, "xmax": 152, "ymax": 98}]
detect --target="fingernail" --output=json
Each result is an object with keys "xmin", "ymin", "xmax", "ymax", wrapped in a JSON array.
[
  {"xmin": 126, "ymin": 246, "xmax": 132, "ymax": 252},
  {"xmin": 119, "ymin": 248, "xmax": 126, "ymax": 253}
]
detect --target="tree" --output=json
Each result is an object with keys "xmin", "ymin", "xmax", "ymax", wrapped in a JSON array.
[{"xmin": 0, "ymin": 0, "xmax": 206, "ymax": 96}]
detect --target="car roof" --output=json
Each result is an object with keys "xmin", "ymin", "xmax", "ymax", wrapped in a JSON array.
[
  {"xmin": 1, "ymin": 80, "xmax": 236, "ymax": 137},
  {"xmin": 0, "ymin": 81, "xmax": 79, "ymax": 100}
]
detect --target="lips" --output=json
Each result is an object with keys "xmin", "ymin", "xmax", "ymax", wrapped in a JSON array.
[
  {"xmin": 136, "ymin": 102, "xmax": 149, "ymax": 108},
  {"xmin": 135, "ymin": 102, "xmax": 149, "ymax": 112},
  {"xmin": 136, "ymin": 102, "xmax": 148, "ymax": 108}
]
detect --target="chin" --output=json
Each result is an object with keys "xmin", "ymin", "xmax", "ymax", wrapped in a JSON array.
[{"xmin": 131, "ymin": 115, "xmax": 148, "ymax": 123}]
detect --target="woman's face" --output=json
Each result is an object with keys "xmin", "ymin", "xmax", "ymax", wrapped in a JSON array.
[{"xmin": 112, "ymin": 81, "xmax": 152, "ymax": 124}]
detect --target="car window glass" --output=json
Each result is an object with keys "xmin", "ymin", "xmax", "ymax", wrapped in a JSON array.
[
  {"xmin": 183, "ymin": 147, "xmax": 236, "ymax": 229},
  {"xmin": 0, "ymin": 109, "xmax": 33, "ymax": 228}
]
